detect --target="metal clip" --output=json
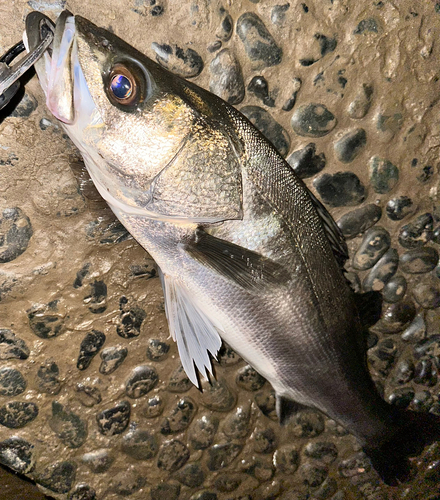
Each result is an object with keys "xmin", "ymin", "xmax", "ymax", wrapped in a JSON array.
[{"xmin": 0, "ymin": 20, "xmax": 53, "ymax": 110}]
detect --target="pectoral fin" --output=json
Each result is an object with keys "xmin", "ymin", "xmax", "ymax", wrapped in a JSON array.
[
  {"xmin": 183, "ymin": 228, "xmax": 289, "ymax": 291},
  {"xmin": 159, "ymin": 269, "xmax": 223, "ymax": 387}
]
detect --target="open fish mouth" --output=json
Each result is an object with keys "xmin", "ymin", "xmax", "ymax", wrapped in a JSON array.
[{"xmin": 24, "ymin": 11, "xmax": 93, "ymax": 125}]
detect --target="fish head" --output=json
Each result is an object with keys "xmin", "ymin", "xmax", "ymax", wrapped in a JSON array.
[{"xmin": 25, "ymin": 11, "xmax": 242, "ymax": 221}]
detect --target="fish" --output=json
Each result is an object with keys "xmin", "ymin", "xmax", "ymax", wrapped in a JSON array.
[{"xmin": 24, "ymin": 10, "xmax": 440, "ymax": 484}]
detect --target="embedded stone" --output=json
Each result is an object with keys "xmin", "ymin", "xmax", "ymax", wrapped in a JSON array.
[
  {"xmin": 348, "ymin": 84, "xmax": 373, "ymax": 119},
  {"xmin": 414, "ymin": 358, "xmax": 437, "ymax": 386},
  {"xmin": 401, "ymin": 314, "xmax": 426, "ymax": 342},
  {"xmin": 77, "ymin": 330, "xmax": 106, "ymax": 370},
  {"xmin": 217, "ymin": 344, "xmax": 242, "ymax": 365},
  {"xmin": 150, "ymin": 483, "xmax": 181, "ymax": 500},
  {"xmin": 109, "ymin": 469, "xmax": 146, "ymax": 496},
  {"xmin": 49, "ymin": 401, "xmax": 88, "ymax": 449},
  {"xmin": 398, "ymin": 213, "xmax": 434, "ymax": 249},
  {"xmin": 122, "ymin": 429, "xmax": 158, "ymax": 460},
  {"xmin": 167, "ymin": 364, "xmax": 192, "ymax": 392},
  {"xmin": 282, "ymin": 77, "xmax": 302, "ymax": 111},
  {"xmin": 372, "ymin": 300, "xmax": 416, "ymax": 334},
  {"xmin": 236, "ymin": 365, "xmax": 266, "ymax": 391},
  {"xmin": 286, "ymin": 143, "xmax": 326, "ymax": 179},
  {"xmin": 37, "ymin": 359, "xmax": 61, "ymax": 394},
  {"xmin": 0, "ymin": 436, "xmax": 35, "ymax": 473},
  {"xmin": 96, "ymin": 400, "xmax": 131, "ymax": 436},
  {"xmin": 0, "ymin": 329, "xmax": 29, "ymax": 360},
  {"xmin": 353, "ymin": 18, "xmax": 379, "ymax": 34},
  {"xmin": 36, "ymin": 461, "xmax": 76, "ymax": 494},
  {"xmin": 393, "ymin": 359, "xmax": 415, "ymax": 385},
  {"xmin": 207, "ymin": 442, "xmax": 243, "ymax": 471},
  {"xmin": 0, "ymin": 401, "xmax": 39, "ymax": 428},
  {"xmin": 214, "ymin": 473, "xmax": 244, "ymax": 492},
  {"xmin": 236, "ymin": 13, "xmax": 282, "ymax": 68},
  {"xmin": 209, "ymin": 49, "xmax": 245, "ymax": 105},
  {"xmin": 413, "ymin": 281, "xmax": 440, "ymax": 309},
  {"xmin": 116, "ymin": 297, "xmax": 146, "ymax": 338},
  {"xmin": 152, "ymin": 43, "xmax": 203, "ymax": 78},
  {"xmin": 336, "ymin": 204, "xmax": 382, "ymax": 239},
  {"xmin": 216, "ymin": 8, "xmax": 233, "ymax": 41},
  {"xmin": 383, "ymin": 275, "xmax": 407, "ymax": 303},
  {"xmin": 314, "ymin": 172, "xmax": 366, "ymax": 207},
  {"xmin": 146, "ymin": 338, "xmax": 170, "ymax": 361},
  {"xmin": 0, "ymin": 207, "xmax": 33, "ymax": 263},
  {"xmin": 352, "ymin": 226, "xmax": 391, "ymax": 270},
  {"xmin": 386, "ymin": 196, "xmax": 414, "ymax": 221},
  {"xmin": 254, "ymin": 390, "xmax": 277, "ymax": 420},
  {"xmin": 271, "ymin": 3, "xmax": 290, "ymax": 25},
  {"xmin": 175, "ymin": 463, "xmax": 205, "ymax": 488},
  {"xmin": 157, "ymin": 439, "xmax": 190, "ymax": 472},
  {"xmin": 27, "ymin": 301, "xmax": 66, "ymax": 339},
  {"xmin": 10, "ymin": 92, "xmax": 38, "ymax": 117},
  {"xmin": 161, "ymin": 397, "xmax": 197, "ymax": 434},
  {"xmin": 81, "ymin": 449, "xmax": 114, "ymax": 473},
  {"xmin": 189, "ymin": 492, "xmax": 218, "ymax": 500},
  {"xmin": 400, "ymin": 247, "xmax": 439, "ymax": 274},
  {"xmin": 289, "ymin": 410, "xmax": 325, "ymax": 437},
  {"xmin": 363, "ymin": 248, "xmax": 399, "ymax": 292},
  {"xmin": 369, "ymin": 156, "xmax": 399, "ymax": 194},
  {"xmin": 222, "ymin": 405, "xmax": 251, "ymax": 439},
  {"xmin": 189, "ymin": 415, "xmax": 219, "ymax": 449},
  {"xmin": 253, "ymin": 427, "xmax": 277, "ymax": 454},
  {"xmin": 143, "ymin": 395, "xmax": 165, "ymax": 418},
  {"xmin": 334, "ymin": 129, "xmax": 366, "ymax": 163},
  {"xmin": 247, "ymin": 76, "xmax": 274, "ymax": 107},
  {"xmin": 291, "ymin": 104, "xmax": 337, "ymax": 137},
  {"xmin": 125, "ymin": 365, "xmax": 158, "ymax": 398},
  {"xmin": 298, "ymin": 462, "xmax": 328, "ymax": 487},
  {"xmin": 84, "ymin": 280, "xmax": 107, "ymax": 314},
  {"xmin": 99, "ymin": 346, "xmax": 128, "ymax": 375},
  {"xmin": 0, "ymin": 367, "xmax": 26, "ymax": 396},
  {"xmin": 75, "ymin": 383, "xmax": 102, "ymax": 407},
  {"xmin": 68, "ymin": 484, "xmax": 96, "ymax": 500},
  {"xmin": 273, "ymin": 444, "xmax": 300, "ymax": 473},
  {"xmin": 414, "ymin": 335, "xmax": 440, "ymax": 359},
  {"xmin": 240, "ymin": 105, "xmax": 290, "ymax": 156},
  {"xmin": 199, "ymin": 378, "xmax": 236, "ymax": 411}
]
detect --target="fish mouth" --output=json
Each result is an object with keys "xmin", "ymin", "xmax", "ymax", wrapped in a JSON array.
[{"xmin": 25, "ymin": 11, "xmax": 91, "ymax": 125}]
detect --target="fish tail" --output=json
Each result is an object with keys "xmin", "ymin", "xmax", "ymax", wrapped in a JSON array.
[{"xmin": 364, "ymin": 409, "xmax": 440, "ymax": 486}]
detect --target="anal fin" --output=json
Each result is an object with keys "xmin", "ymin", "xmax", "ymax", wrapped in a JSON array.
[{"xmin": 159, "ymin": 269, "xmax": 223, "ymax": 387}]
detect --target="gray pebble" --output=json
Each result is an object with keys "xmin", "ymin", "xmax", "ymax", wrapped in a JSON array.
[
  {"xmin": 68, "ymin": 484, "xmax": 96, "ymax": 500},
  {"xmin": 0, "ymin": 329, "xmax": 29, "ymax": 360},
  {"xmin": 168, "ymin": 364, "xmax": 193, "ymax": 392},
  {"xmin": 36, "ymin": 461, "xmax": 77, "ymax": 494},
  {"xmin": 0, "ymin": 207, "xmax": 33, "ymax": 263},
  {"xmin": 245, "ymin": 457, "xmax": 275, "ymax": 481},
  {"xmin": 37, "ymin": 359, "xmax": 61, "ymax": 394},
  {"xmin": 252, "ymin": 427, "xmax": 277, "ymax": 454},
  {"xmin": 109, "ymin": 469, "xmax": 146, "ymax": 496},
  {"xmin": 348, "ymin": 84, "xmax": 373, "ymax": 119},
  {"xmin": 313, "ymin": 172, "xmax": 366, "ymax": 207},
  {"xmin": 298, "ymin": 462, "xmax": 328, "ymax": 486},
  {"xmin": 143, "ymin": 395, "xmax": 165, "ymax": 418},
  {"xmin": 352, "ymin": 226, "xmax": 391, "ymax": 270},
  {"xmin": 236, "ymin": 365, "xmax": 266, "ymax": 391},
  {"xmin": 152, "ymin": 42, "xmax": 204, "ymax": 78},
  {"xmin": 81, "ymin": 449, "xmax": 114, "ymax": 473},
  {"xmin": 291, "ymin": 103, "xmax": 337, "ymax": 137},
  {"xmin": 386, "ymin": 196, "xmax": 414, "ymax": 221},
  {"xmin": 199, "ymin": 378, "xmax": 236, "ymax": 411},
  {"xmin": 336, "ymin": 204, "xmax": 382, "ymax": 239},
  {"xmin": 286, "ymin": 143, "xmax": 326, "ymax": 179},
  {"xmin": 75, "ymin": 382, "xmax": 102, "ymax": 407},
  {"xmin": 304, "ymin": 442, "xmax": 338, "ymax": 463},
  {"xmin": 338, "ymin": 453, "xmax": 371, "ymax": 478},
  {"xmin": 49, "ymin": 401, "xmax": 88, "ymax": 449},
  {"xmin": 400, "ymin": 247, "xmax": 439, "ymax": 274},
  {"xmin": 77, "ymin": 330, "xmax": 106, "ymax": 370},
  {"xmin": 363, "ymin": 248, "xmax": 399, "ymax": 292},
  {"xmin": 189, "ymin": 492, "xmax": 217, "ymax": 500},
  {"xmin": 99, "ymin": 345, "xmax": 128, "ymax": 375},
  {"xmin": 96, "ymin": 400, "xmax": 131, "ymax": 436},
  {"xmin": 0, "ymin": 436, "xmax": 35, "ymax": 473},
  {"xmin": 0, "ymin": 367, "xmax": 26, "ymax": 396},
  {"xmin": 27, "ymin": 301, "xmax": 66, "ymax": 339},
  {"xmin": 125, "ymin": 365, "xmax": 158, "ymax": 399},
  {"xmin": 0, "ymin": 401, "xmax": 38, "ymax": 428},
  {"xmin": 146, "ymin": 338, "xmax": 170, "ymax": 361},
  {"xmin": 189, "ymin": 415, "xmax": 219, "ymax": 449},
  {"xmin": 282, "ymin": 77, "xmax": 302, "ymax": 111},
  {"xmin": 216, "ymin": 8, "xmax": 233, "ymax": 41},
  {"xmin": 157, "ymin": 439, "xmax": 190, "ymax": 472},
  {"xmin": 273, "ymin": 444, "xmax": 300, "ymax": 473},
  {"xmin": 401, "ymin": 314, "xmax": 426, "ymax": 342},
  {"xmin": 117, "ymin": 296, "xmax": 146, "ymax": 338},
  {"xmin": 214, "ymin": 473, "xmax": 244, "ymax": 491},
  {"xmin": 222, "ymin": 405, "xmax": 251, "ymax": 439},
  {"xmin": 398, "ymin": 213, "xmax": 433, "ymax": 249},
  {"xmin": 10, "ymin": 92, "xmax": 38, "ymax": 118},
  {"xmin": 84, "ymin": 280, "xmax": 107, "ymax": 314},
  {"xmin": 393, "ymin": 359, "xmax": 415, "ymax": 385},
  {"xmin": 413, "ymin": 281, "xmax": 440, "ymax": 309},
  {"xmin": 353, "ymin": 18, "xmax": 379, "ymax": 34},
  {"xmin": 289, "ymin": 409, "xmax": 325, "ymax": 437},
  {"xmin": 122, "ymin": 428, "xmax": 158, "ymax": 460},
  {"xmin": 254, "ymin": 389, "xmax": 277, "ymax": 420},
  {"xmin": 240, "ymin": 105, "xmax": 290, "ymax": 156},
  {"xmin": 161, "ymin": 397, "xmax": 197, "ymax": 434},
  {"xmin": 207, "ymin": 442, "xmax": 243, "ymax": 471},
  {"xmin": 210, "ymin": 49, "xmax": 245, "ymax": 105},
  {"xmin": 369, "ymin": 156, "xmax": 399, "ymax": 194},
  {"xmin": 271, "ymin": 3, "xmax": 290, "ymax": 25},
  {"xmin": 314, "ymin": 477, "xmax": 338, "ymax": 499},
  {"xmin": 411, "ymin": 390, "xmax": 434, "ymax": 412},
  {"xmin": 414, "ymin": 335, "xmax": 440, "ymax": 359},
  {"xmin": 383, "ymin": 274, "xmax": 407, "ymax": 303},
  {"xmin": 175, "ymin": 463, "xmax": 205, "ymax": 488},
  {"xmin": 372, "ymin": 300, "xmax": 416, "ymax": 334},
  {"xmin": 150, "ymin": 483, "xmax": 181, "ymax": 500},
  {"xmin": 247, "ymin": 75, "xmax": 275, "ymax": 107},
  {"xmin": 236, "ymin": 13, "xmax": 282, "ymax": 68},
  {"xmin": 334, "ymin": 129, "xmax": 366, "ymax": 163},
  {"xmin": 414, "ymin": 358, "xmax": 437, "ymax": 386}
]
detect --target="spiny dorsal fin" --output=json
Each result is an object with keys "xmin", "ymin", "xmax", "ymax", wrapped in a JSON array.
[
  {"xmin": 183, "ymin": 228, "xmax": 289, "ymax": 292},
  {"xmin": 159, "ymin": 269, "xmax": 223, "ymax": 387}
]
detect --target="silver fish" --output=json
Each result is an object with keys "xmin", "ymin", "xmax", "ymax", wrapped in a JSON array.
[{"xmin": 25, "ymin": 10, "xmax": 439, "ymax": 484}]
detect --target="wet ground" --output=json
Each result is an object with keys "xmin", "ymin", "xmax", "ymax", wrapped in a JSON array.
[{"xmin": 1, "ymin": 0, "xmax": 440, "ymax": 499}]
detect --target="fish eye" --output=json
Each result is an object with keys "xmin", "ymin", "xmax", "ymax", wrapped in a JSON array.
[{"xmin": 107, "ymin": 64, "xmax": 140, "ymax": 106}]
